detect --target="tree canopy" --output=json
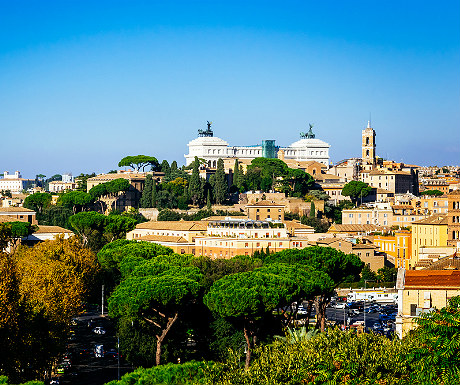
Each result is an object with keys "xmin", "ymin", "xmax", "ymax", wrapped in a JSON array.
[
  {"xmin": 341, "ymin": 180, "xmax": 372, "ymax": 204},
  {"xmin": 118, "ymin": 155, "xmax": 160, "ymax": 172}
]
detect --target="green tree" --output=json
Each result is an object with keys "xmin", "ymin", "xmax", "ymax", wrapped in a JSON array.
[
  {"xmin": 409, "ymin": 296, "xmax": 460, "ymax": 383},
  {"xmin": 309, "ymin": 201, "xmax": 315, "ymax": 218},
  {"xmin": 376, "ymin": 266, "xmax": 397, "ymax": 282},
  {"xmin": 0, "ymin": 190, "xmax": 12, "ymax": 198},
  {"xmin": 161, "ymin": 160, "xmax": 171, "ymax": 179},
  {"xmin": 104, "ymin": 214, "xmax": 137, "ymax": 242},
  {"xmin": 232, "ymin": 159, "xmax": 239, "ymax": 190},
  {"xmin": 157, "ymin": 209, "xmax": 181, "ymax": 221},
  {"xmin": 189, "ymin": 156, "xmax": 204, "ymax": 206},
  {"xmin": 109, "ymin": 258, "xmax": 202, "ymax": 365},
  {"xmin": 23, "ymin": 193, "xmax": 52, "ymax": 215},
  {"xmin": 118, "ymin": 155, "xmax": 160, "ymax": 172},
  {"xmin": 140, "ymin": 175, "xmax": 154, "ymax": 208},
  {"xmin": 279, "ymin": 168, "xmax": 315, "ymax": 197},
  {"xmin": 213, "ymin": 159, "xmax": 228, "ymax": 204},
  {"xmin": 204, "ymin": 270, "xmax": 297, "ymax": 368},
  {"xmin": 75, "ymin": 172, "xmax": 96, "ymax": 191},
  {"xmin": 420, "ymin": 189, "xmax": 444, "ymax": 196},
  {"xmin": 152, "ymin": 178, "xmax": 157, "ymax": 207},
  {"xmin": 262, "ymin": 246, "xmax": 363, "ymax": 331},
  {"xmin": 69, "ymin": 211, "xmax": 106, "ymax": 248},
  {"xmin": 206, "ymin": 189, "xmax": 212, "ymax": 211},
  {"xmin": 57, "ymin": 191, "xmax": 93, "ymax": 214},
  {"xmin": 341, "ymin": 181, "xmax": 372, "ymax": 205}
]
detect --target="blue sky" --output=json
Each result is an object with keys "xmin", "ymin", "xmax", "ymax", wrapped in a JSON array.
[{"xmin": 1, "ymin": 1, "xmax": 459, "ymax": 178}]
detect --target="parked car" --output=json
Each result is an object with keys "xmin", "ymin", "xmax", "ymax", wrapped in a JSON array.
[
  {"xmin": 49, "ymin": 377, "xmax": 60, "ymax": 385},
  {"xmin": 334, "ymin": 303, "xmax": 347, "ymax": 309},
  {"xmin": 93, "ymin": 326, "xmax": 106, "ymax": 335}
]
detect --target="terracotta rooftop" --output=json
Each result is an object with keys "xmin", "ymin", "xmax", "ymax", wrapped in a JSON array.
[
  {"xmin": 34, "ymin": 226, "xmax": 73, "ymax": 234},
  {"xmin": 135, "ymin": 221, "xmax": 208, "ymax": 232},
  {"xmin": 412, "ymin": 214, "xmax": 448, "ymax": 225},
  {"xmin": 0, "ymin": 207, "xmax": 35, "ymax": 213},
  {"xmin": 137, "ymin": 235, "xmax": 190, "ymax": 244},
  {"xmin": 283, "ymin": 220, "xmax": 314, "ymax": 230},
  {"xmin": 245, "ymin": 200, "xmax": 285, "ymax": 207},
  {"xmin": 88, "ymin": 173, "xmax": 147, "ymax": 181},
  {"xmin": 328, "ymin": 224, "xmax": 388, "ymax": 233},
  {"xmin": 369, "ymin": 169, "xmax": 411, "ymax": 176},
  {"xmin": 405, "ymin": 270, "xmax": 460, "ymax": 288}
]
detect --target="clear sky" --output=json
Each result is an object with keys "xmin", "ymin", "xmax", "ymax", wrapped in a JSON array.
[{"xmin": 1, "ymin": 1, "xmax": 459, "ymax": 178}]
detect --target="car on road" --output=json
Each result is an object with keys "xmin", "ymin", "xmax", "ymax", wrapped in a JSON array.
[
  {"xmin": 49, "ymin": 377, "xmax": 60, "ymax": 385},
  {"xmin": 92, "ymin": 326, "xmax": 106, "ymax": 335},
  {"xmin": 94, "ymin": 344, "xmax": 104, "ymax": 358},
  {"xmin": 334, "ymin": 303, "xmax": 347, "ymax": 309}
]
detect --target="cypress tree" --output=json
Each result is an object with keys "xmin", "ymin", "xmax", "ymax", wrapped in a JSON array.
[
  {"xmin": 161, "ymin": 160, "xmax": 171, "ymax": 179},
  {"xmin": 152, "ymin": 178, "xmax": 157, "ymax": 207},
  {"xmin": 237, "ymin": 164, "xmax": 245, "ymax": 191},
  {"xmin": 170, "ymin": 161, "xmax": 178, "ymax": 172},
  {"xmin": 140, "ymin": 175, "xmax": 153, "ymax": 208},
  {"xmin": 207, "ymin": 189, "xmax": 212, "ymax": 211},
  {"xmin": 189, "ymin": 156, "xmax": 203, "ymax": 206},
  {"xmin": 214, "ymin": 159, "xmax": 228, "ymax": 205},
  {"xmin": 232, "ymin": 159, "xmax": 239, "ymax": 188},
  {"xmin": 310, "ymin": 201, "xmax": 316, "ymax": 218}
]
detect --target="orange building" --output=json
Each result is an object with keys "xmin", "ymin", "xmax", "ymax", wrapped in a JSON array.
[{"xmin": 373, "ymin": 230, "xmax": 411, "ymax": 269}]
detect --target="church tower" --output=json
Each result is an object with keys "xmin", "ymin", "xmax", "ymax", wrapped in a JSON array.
[{"xmin": 362, "ymin": 121, "xmax": 376, "ymax": 170}]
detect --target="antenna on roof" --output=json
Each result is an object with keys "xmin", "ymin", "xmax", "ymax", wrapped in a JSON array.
[{"xmin": 368, "ymin": 112, "xmax": 371, "ymax": 128}]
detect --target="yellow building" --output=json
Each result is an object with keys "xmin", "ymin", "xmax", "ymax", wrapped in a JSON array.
[
  {"xmin": 447, "ymin": 190, "xmax": 460, "ymax": 248},
  {"xmin": 410, "ymin": 214, "xmax": 448, "ymax": 268},
  {"xmin": 396, "ymin": 269, "xmax": 460, "ymax": 338},
  {"xmin": 246, "ymin": 200, "xmax": 285, "ymax": 221},
  {"xmin": 373, "ymin": 230, "xmax": 411, "ymax": 269}
]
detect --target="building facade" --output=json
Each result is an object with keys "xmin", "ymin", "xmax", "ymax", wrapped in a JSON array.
[
  {"xmin": 396, "ymin": 269, "xmax": 460, "ymax": 338},
  {"xmin": 0, "ymin": 171, "xmax": 34, "ymax": 193},
  {"xmin": 184, "ymin": 123, "xmax": 330, "ymax": 167}
]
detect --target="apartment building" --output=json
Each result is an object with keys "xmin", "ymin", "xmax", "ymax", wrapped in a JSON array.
[
  {"xmin": 396, "ymin": 269, "xmax": 460, "ymax": 338},
  {"xmin": 373, "ymin": 230, "xmax": 411, "ymax": 269}
]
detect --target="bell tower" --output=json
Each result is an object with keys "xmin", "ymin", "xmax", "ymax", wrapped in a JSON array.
[{"xmin": 362, "ymin": 121, "xmax": 376, "ymax": 170}]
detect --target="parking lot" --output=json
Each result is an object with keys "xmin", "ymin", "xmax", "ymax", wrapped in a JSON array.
[{"xmin": 48, "ymin": 307, "xmax": 134, "ymax": 385}]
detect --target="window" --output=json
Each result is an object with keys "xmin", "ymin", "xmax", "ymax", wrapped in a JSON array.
[
  {"xmin": 410, "ymin": 304, "xmax": 417, "ymax": 316},
  {"xmin": 245, "ymin": 243, "xmax": 248, "ymax": 247}
]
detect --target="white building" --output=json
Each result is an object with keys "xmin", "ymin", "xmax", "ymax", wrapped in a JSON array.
[
  {"xmin": 0, "ymin": 171, "xmax": 34, "ymax": 193},
  {"xmin": 184, "ymin": 123, "xmax": 330, "ymax": 167}
]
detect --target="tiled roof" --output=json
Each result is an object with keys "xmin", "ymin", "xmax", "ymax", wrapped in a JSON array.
[
  {"xmin": 412, "ymin": 214, "xmax": 448, "ymax": 225},
  {"xmin": 245, "ymin": 200, "xmax": 285, "ymax": 207},
  {"xmin": 34, "ymin": 226, "xmax": 73, "ymax": 234},
  {"xmin": 0, "ymin": 207, "xmax": 35, "ymax": 213},
  {"xmin": 369, "ymin": 169, "xmax": 411, "ymax": 176},
  {"xmin": 135, "ymin": 221, "xmax": 208, "ymax": 231},
  {"xmin": 201, "ymin": 216, "xmax": 248, "ymax": 221},
  {"xmin": 405, "ymin": 270, "xmax": 460, "ymax": 288},
  {"xmin": 352, "ymin": 243, "xmax": 377, "ymax": 250},
  {"xmin": 283, "ymin": 220, "xmax": 314, "ymax": 230},
  {"xmin": 328, "ymin": 224, "xmax": 388, "ymax": 233},
  {"xmin": 138, "ymin": 235, "xmax": 190, "ymax": 244}
]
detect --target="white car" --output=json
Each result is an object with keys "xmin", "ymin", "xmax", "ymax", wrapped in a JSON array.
[
  {"xmin": 334, "ymin": 303, "xmax": 347, "ymax": 309},
  {"xmin": 92, "ymin": 326, "xmax": 106, "ymax": 335}
]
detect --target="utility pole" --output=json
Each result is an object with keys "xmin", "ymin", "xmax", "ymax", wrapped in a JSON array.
[
  {"xmin": 101, "ymin": 285, "xmax": 105, "ymax": 316},
  {"xmin": 117, "ymin": 335, "xmax": 120, "ymax": 380}
]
